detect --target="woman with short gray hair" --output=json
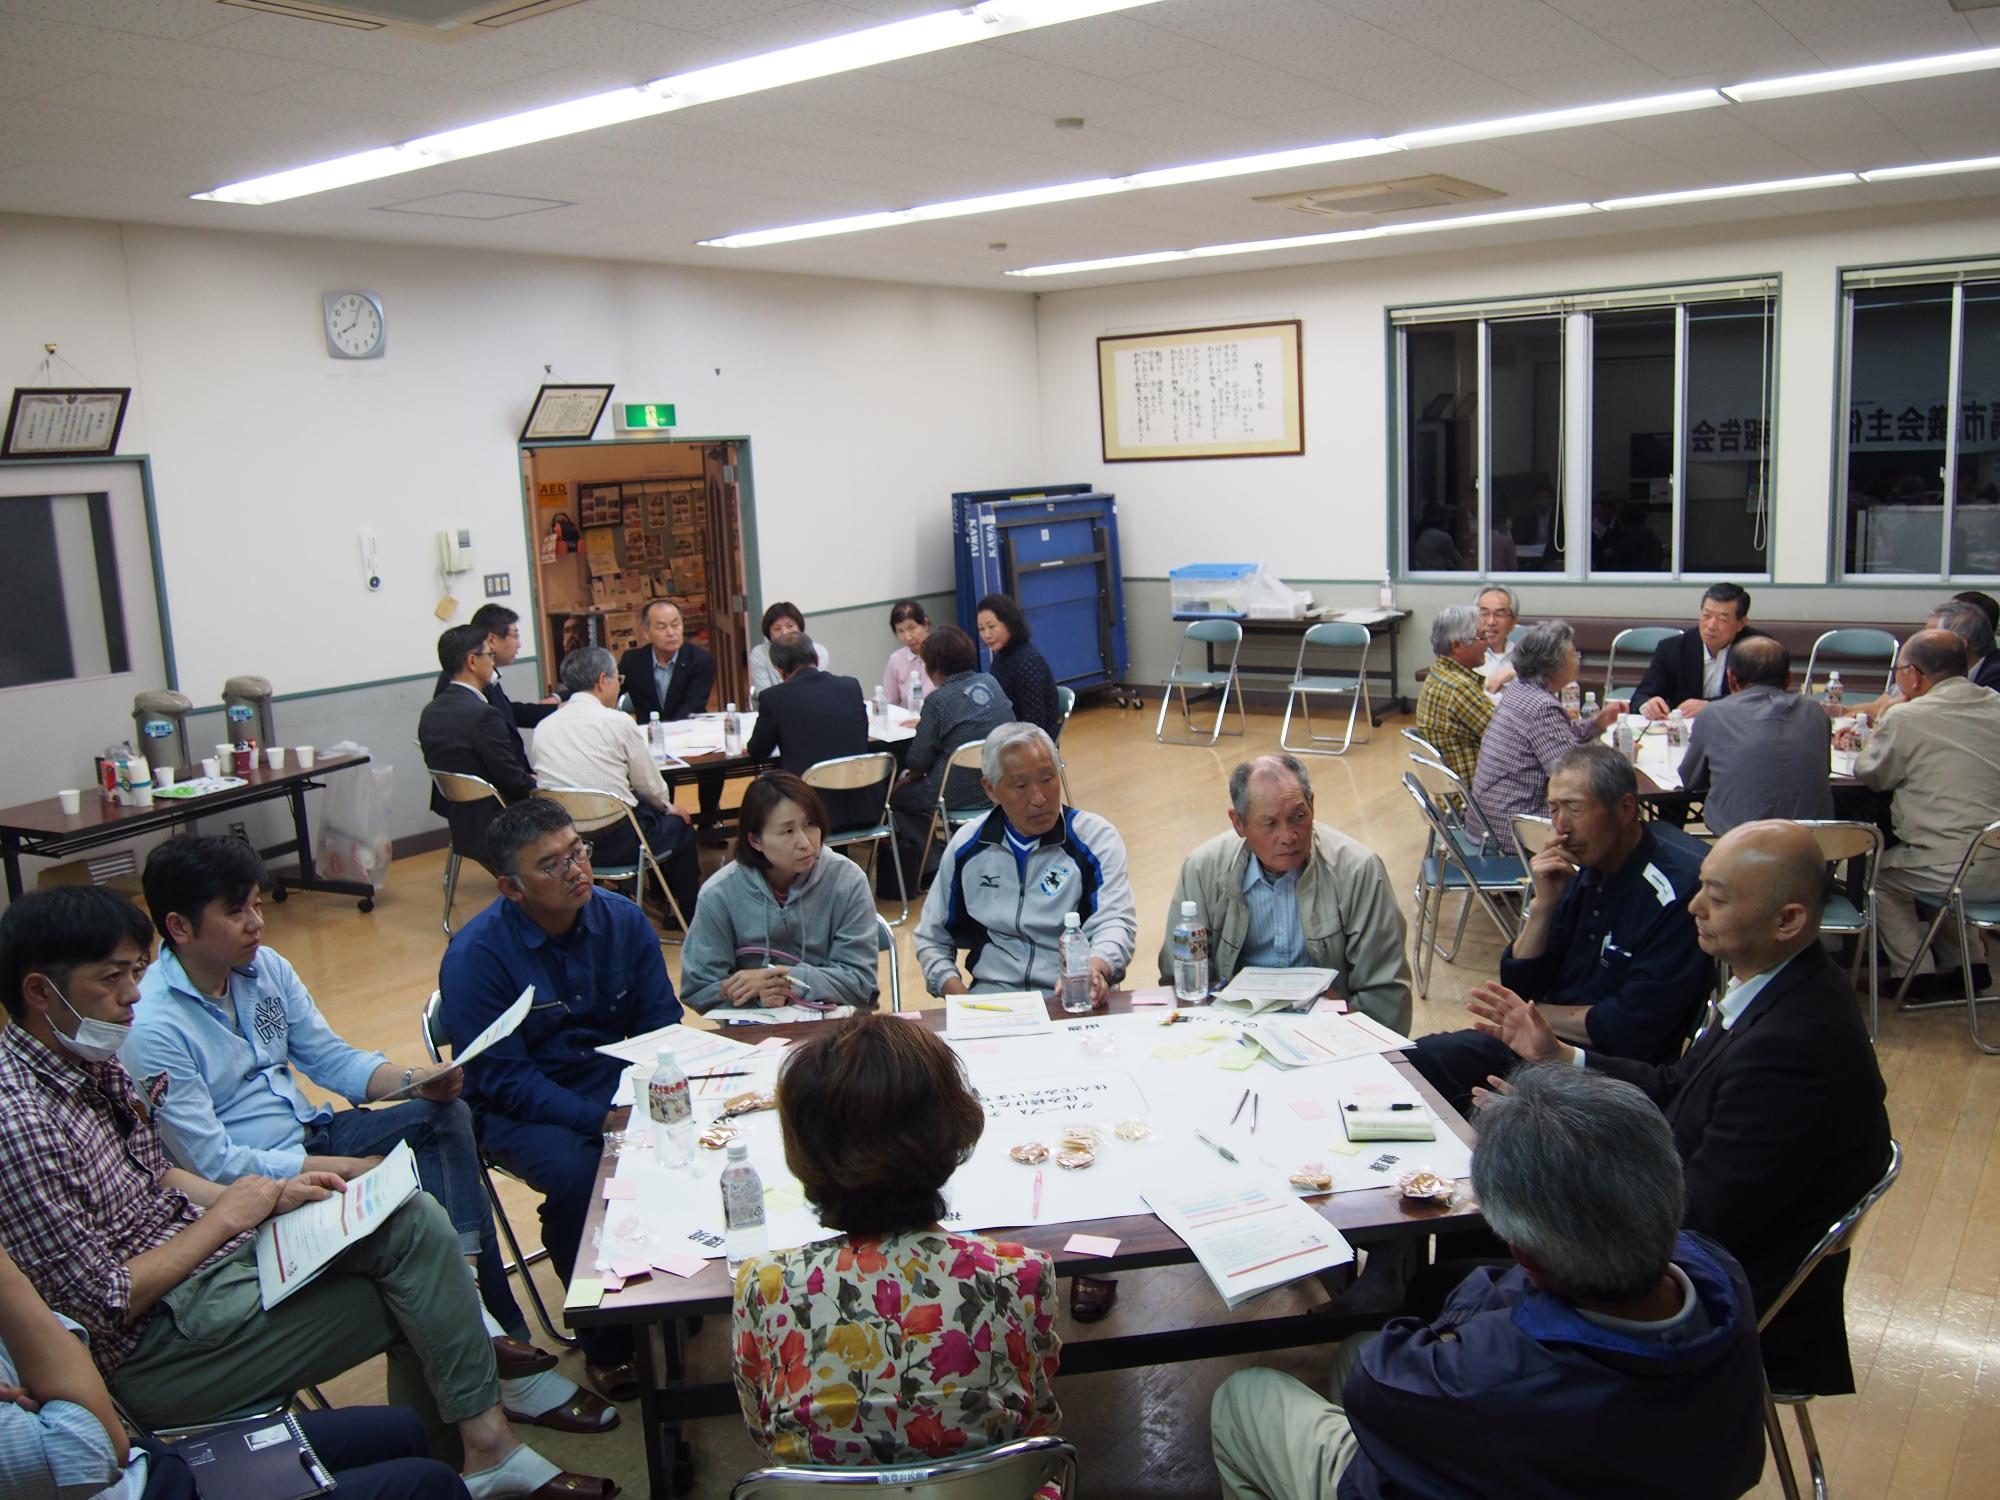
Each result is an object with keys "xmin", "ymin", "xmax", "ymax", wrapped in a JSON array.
[{"xmin": 1469, "ymin": 621, "xmax": 1624, "ymax": 851}]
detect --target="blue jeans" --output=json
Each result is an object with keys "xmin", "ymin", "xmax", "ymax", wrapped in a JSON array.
[{"xmin": 305, "ymin": 1098, "xmax": 527, "ymax": 1340}]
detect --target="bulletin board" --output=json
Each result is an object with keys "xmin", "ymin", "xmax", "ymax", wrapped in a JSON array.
[{"xmin": 1096, "ymin": 320, "xmax": 1303, "ymax": 462}]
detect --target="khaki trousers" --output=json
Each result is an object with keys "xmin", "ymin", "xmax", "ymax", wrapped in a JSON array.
[
  {"xmin": 1210, "ymin": 1335, "xmax": 1374, "ymax": 1500},
  {"xmin": 1877, "ymin": 862, "xmax": 2000, "ymax": 979}
]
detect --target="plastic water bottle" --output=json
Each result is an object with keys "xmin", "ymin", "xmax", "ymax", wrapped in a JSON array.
[
  {"xmin": 1853, "ymin": 712, "xmax": 1873, "ymax": 749},
  {"xmin": 1058, "ymin": 911, "xmax": 1092, "ymax": 1014},
  {"xmin": 722, "ymin": 702, "xmax": 742, "ymax": 756},
  {"xmin": 872, "ymin": 686, "xmax": 887, "ymax": 721},
  {"xmin": 1825, "ymin": 671, "xmax": 1844, "ymax": 711},
  {"xmin": 647, "ymin": 711, "xmax": 664, "ymax": 754},
  {"xmin": 648, "ymin": 1048, "xmax": 694, "ymax": 1168},
  {"xmin": 1379, "ymin": 571, "xmax": 1395, "ymax": 610},
  {"xmin": 1666, "ymin": 707, "xmax": 1685, "ymax": 748},
  {"xmin": 720, "ymin": 1139, "xmax": 768, "ymax": 1271},
  {"xmin": 1582, "ymin": 690, "xmax": 1599, "ymax": 721},
  {"xmin": 1559, "ymin": 681, "xmax": 1580, "ymax": 718},
  {"xmin": 908, "ymin": 669, "xmax": 926, "ymax": 711},
  {"xmin": 1613, "ymin": 719, "xmax": 1636, "ymax": 761},
  {"xmin": 1172, "ymin": 901, "xmax": 1210, "ymax": 1001}
]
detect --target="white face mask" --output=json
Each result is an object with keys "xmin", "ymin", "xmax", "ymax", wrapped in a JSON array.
[{"xmin": 47, "ymin": 977, "xmax": 132, "ymax": 1064}]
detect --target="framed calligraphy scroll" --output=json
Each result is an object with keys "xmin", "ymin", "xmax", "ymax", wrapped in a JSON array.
[{"xmin": 1096, "ymin": 320, "xmax": 1302, "ymax": 462}]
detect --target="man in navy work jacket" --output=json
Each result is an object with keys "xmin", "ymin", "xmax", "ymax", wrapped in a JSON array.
[
  {"xmin": 440, "ymin": 796, "xmax": 683, "ymax": 1401},
  {"xmin": 914, "ymin": 722, "xmax": 1136, "ymax": 999},
  {"xmin": 1409, "ymin": 743, "xmax": 1711, "ymax": 1114},
  {"xmin": 1211, "ymin": 1063, "xmax": 1768, "ymax": 1500}
]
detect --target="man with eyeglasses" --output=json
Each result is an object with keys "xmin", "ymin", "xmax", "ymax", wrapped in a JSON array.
[
  {"xmin": 428, "ymin": 605, "xmax": 557, "ymax": 778},
  {"xmin": 419, "ymin": 623, "xmax": 537, "ymax": 869},
  {"xmin": 440, "ymin": 797, "xmax": 685, "ymax": 1403},
  {"xmin": 1475, "ymin": 587, "xmax": 1521, "ymax": 695}
]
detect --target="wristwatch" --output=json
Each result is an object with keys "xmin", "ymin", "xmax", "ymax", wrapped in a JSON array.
[{"xmin": 401, "ymin": 1067, "xmax": 416, "ymax": 1091}]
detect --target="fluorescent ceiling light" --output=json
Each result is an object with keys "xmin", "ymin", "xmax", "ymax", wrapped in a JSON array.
[
  {"xmin": 1860, "ymin": 154, "xmax": 2000, "ymax": 182},
  {"xmin": 194, "ymin": 0, "xmax": 1166, "ymax": 205},
  {"xmin": 1386, "ymin": 89, "xmax": 1723, "ymax": 149},
  {"xmin": 1723, "ymin": 45, "xmax": 2000, "ymax": 102},
  {"xmin": 1007, "ymin": 249, "xmax": 1200, "ymax": 277},
  {"xmin": 1597, "ymin": 172, "xmax": 1859, "ymax": 211},
  {"xmin": 1376, "ymin": 202, "xmax": 1599, "ymax": 234},
  {"xmin": 1121, "ymin": 138, "xmax": 1401, "ymax": 190}
]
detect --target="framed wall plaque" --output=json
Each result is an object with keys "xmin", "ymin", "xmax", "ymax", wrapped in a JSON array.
[
  {"xmin": 1097, "ymin": 321, "xmax": 1302, "ymax": 462},
  {"xmin": 2, "ymin": 388, "xmax": 131, "ymax": 458},
  {"xmin": 519, "ymin": 383, "xmax": 613, "ymax": 443}
]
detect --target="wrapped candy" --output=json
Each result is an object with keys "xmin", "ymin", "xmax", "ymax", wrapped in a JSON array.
[
  {"xmin": 1397, "ymin": 1169, "xmax": 1455, "ymax": 1203},
  {"xmin": 1055, "ymin": 1148, "xmax": 1096, "ymax": 1171},
  {"xmin": 698, "ymin": 1123, "xmax": 738, "ymax": 1151},
  {"xmin": 1009, "ymin": 1142, "xmax": 1050, "ymax": 1166},
  {"xmin": 722, "ymin": 1090, "xmax": 777, "ymax": 1118},
  {"xmin": 1289, "ymin": 1169, "xmax": 1333, "ymax": 1192}
]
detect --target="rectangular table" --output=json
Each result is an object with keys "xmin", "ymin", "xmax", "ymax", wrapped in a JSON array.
[
  {"xmin": 0, "ymin": 752, "xmax": 378, "ymax": 907},
  {"xmin": 1177, "ymin": 611, "xmax": 1413, "ymax": 722},
  {"xmin": 569, "ymin": 993, "xmax": 1483, "ymax": 1499},
  {"xmin": 652, "ymin": 710, "xmax": 918, "ymax": 833}
]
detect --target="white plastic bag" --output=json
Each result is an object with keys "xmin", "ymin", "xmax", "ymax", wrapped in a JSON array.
[{"xmin": 316, "ymin": 741, "xmax": 393, "ymax": 888}]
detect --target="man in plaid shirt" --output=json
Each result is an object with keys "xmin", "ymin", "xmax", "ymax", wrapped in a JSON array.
[
  {"xmin": 1415, "ymin": 605, "xmax": 1494, "ymax": 783},
  {"xmin": 0, "ymin": 886, "xmax": 611, "ymax": 1500}
]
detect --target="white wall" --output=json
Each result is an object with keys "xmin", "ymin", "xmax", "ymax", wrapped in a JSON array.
[
  {"xmin": 1033, "ymin": 198, "xmax": 2000, "ymax": 597},
  {"xmin": 0, "ymin": 213, "xmax": 1042, "ymax": 706}
]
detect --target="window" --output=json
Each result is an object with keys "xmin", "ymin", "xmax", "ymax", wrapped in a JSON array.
[
  {"xmin": 0, "ymin": 492, "xmax": 130, "ymax": 690},
  {"xmin": 1840, "ymin": 265, "xmax": 2000, "ymax": 580},
  {"xmin": 1396, "ymin": 280, "xmax": 1775, "ymax": 581}
]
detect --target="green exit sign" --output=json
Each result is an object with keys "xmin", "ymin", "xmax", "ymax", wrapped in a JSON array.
[{"xmin": 619, "ymin": 403, "xmax": 676, "ymax": 430}]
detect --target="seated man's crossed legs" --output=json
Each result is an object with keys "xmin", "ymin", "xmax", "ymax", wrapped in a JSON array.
[{"xmin": 1210, "ymin": 1335, "xmax": 1375, "ymax": 1500}]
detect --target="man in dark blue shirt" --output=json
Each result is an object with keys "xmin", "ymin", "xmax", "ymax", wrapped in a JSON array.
[
  {"xmin": 1410, "ymin": 744, "xmax": 1711, "ymax": 1113},
  {"xmin": 440, "ymin": 797, "xmax": 683, "ymax": 1395}
]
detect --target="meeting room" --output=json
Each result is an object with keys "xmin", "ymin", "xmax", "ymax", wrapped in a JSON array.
[{"xmin": 3, "ymin": 2, "xmax": 1999, "ymax": 1498}]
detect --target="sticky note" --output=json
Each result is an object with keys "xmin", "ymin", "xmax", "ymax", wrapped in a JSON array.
[
  {"xmin": 1130, "ymin": 989, "xmax": 1175, "ymax": 1006},
  {"xmin": 890, "ymin": 1010, "xmax": 926, "ymax": 1022},
  {"xmin": 601, "ymin": 1273, "xmax": 625, "ymax": 1294},
  {"xmin": 754, "ymin": 1037, "xmax": 792, "ymax": 1053},
  {"xmin": 1149, "ymin": 1038, "xmax": 1209, "ymax": 1061},
  {"xmin": 764, "ymin": 1182, "xmax": 806, "ymax": 1214},
  {"xmin": 1063, "ymin": 1233, "xmax": 1120, "ymax": 1258},
  {"xmin": 1325, "ymin": 1135, "xmax": 1366, "ymax": 1157},
  {"xmin": 652, "ymin": 1251, "xmax": 710, "ymax": 1279},
  {"xmin": 564, "ymin": 1276, "xmax": 605, "ymax": 1310},
  {"xmin": 1290, "ymin": 1100, "xmax": 1330, "ymax": 1121},
  {"xmin": 1215, "ymin": 1044, "xmax": 1260, "ymax": 1071},
  {"xmin": 602, "ymin": 1179, "xmax": 637, "ymax": 1200},
  {"xmin": 611, "ymin": 1258, "xmax": 652, "ymax": 1281}
]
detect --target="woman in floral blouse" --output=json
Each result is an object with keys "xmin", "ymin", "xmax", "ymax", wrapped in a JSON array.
[{"xmin": 732, "ymin": 1013, "xmax": 1062, "ymax": 1477}]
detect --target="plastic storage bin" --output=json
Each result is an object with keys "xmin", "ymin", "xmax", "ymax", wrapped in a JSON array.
[{"xmin": 1170, "ymin": 563, "xmax": 1259, "ymax": 618}]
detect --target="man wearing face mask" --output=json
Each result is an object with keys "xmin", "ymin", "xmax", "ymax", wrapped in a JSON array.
[{"xmin": 0, "ymin": 886, "xmax": 614, "ymax": 1499}]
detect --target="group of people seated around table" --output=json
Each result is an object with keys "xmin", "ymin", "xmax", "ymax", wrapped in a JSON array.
[{"xmin": 1415, "ymin": 581, "xmax": 2000, "ymax": 999}]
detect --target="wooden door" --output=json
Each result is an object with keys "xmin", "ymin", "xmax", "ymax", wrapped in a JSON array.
[{"xmin": 701, "ymin": 443, "xmax": 749, "ymax": 711}]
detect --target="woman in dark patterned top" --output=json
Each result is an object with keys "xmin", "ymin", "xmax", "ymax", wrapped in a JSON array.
[{"xmin": 976, "ymin": 594, "xmax": 1062, "ymax": 742}]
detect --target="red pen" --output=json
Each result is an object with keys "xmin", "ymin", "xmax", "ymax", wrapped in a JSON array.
[{"xmin": 1031, "ymin": 1168, "xmax": 1043, "ymax": 1219}]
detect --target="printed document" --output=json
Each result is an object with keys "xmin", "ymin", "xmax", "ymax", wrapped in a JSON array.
[
  {"xmin": 944, "ymin": 991, "xmax": 1055, "ymax": 1041},
  {"xmin": 378, "ymin": 986, "xmax": 532, "ymax": 1099},
  {"xmin": 255, "ymin": 1143, "xmax": 421, "ymax": 1308},
  {"xmin": 1143, "ymin": 1174, "xmax": 1353, "ymax": 1310}
]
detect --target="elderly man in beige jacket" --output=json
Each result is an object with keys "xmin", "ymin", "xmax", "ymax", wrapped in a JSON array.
[
  {"xmin": 1159, "ymin": 754, "xmax": 1412, "ymax": 1031},
  {"xmin": 1840, "ymin": 629, "xmax": 2000, "ymax": 998}
]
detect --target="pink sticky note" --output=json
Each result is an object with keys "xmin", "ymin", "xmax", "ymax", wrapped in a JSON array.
[
  {"xmin": 890, "ymin": 1010, "xmax": 926, "ymax": 1022},
  {"xmin": 1290, "ymin": 1100, "xmax": 1330, "ymax": 1121},
  {"xmin": 602, "ymin": 1179, "xmax": 638, "ymax": 1200},
  {"xmin": 611, "ymin": 1258, "xmax": 652, "ymax": 1281},
  {"xmin": 754, "ymin": 1037, "xmax": 792, "ymax": 1053},
  {"xmin": 1310, "ymin": 997, "xmax": 1350, "ymax": 1016},
  {"xmin": 652, "ymin": 1251, "xmax": 710, "ymax": 1279},
  {"xmin": 1064, "ymin": 1233, "xmax": 1121, "ymax": 1258},
  {"xmin": 1130, "ymin": 988, "xmax": 1175, "ymax": 1006},
  {"xmin": 601, "ymin": 1272, "xmax": 625, "ymax": 1293}
]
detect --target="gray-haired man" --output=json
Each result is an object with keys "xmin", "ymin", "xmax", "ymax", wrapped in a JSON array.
[
  {"xmin": 1414, "ymin": 606, "xmax": 1494, "ymax": 784},
  {"xmin": 1158, "ymin": 755, "xmax": 1411, "ymax": 1031},
  {"xmin": 914, "ymin": 722, "xmax": 1136, "ymax": 1000},
  {"xmin": 528, "ymin": 646, "xmax": 699, "ymax": 920}
]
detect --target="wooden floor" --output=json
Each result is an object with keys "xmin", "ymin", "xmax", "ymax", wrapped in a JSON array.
[{"xmin": 271, "ymin": 697, "xmax": 1998, "ymax": 1498}]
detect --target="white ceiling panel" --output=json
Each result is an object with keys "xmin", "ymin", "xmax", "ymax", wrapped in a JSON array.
[
  {"xmin": 926, "ymin": 55, "xmax": 1170, "ymax": 118},
  {"xmin": 0, "ymin": 14, "xmax": 330, "ymax": 92},
  {"xmin": 1126, "ymin": 58, "xmax": 1376, "ymax": 123},
  {"xmin": 197, "ymin": 12, "xmax": 590, "ymax": 87},
  {"xmin": 1788, "ymin": 11, "xmax": 1987, "ymax": 66},
  {"xmin": 1329, "ymin": 56, "xmax": 1545, "ymax": 122},
  {"xmin": 1147, "ymin": 3, "xmax": 1433, "ymax": 79},
  {"xmin": 1334, "ymin": 0, "xmax": 1634, "ymax": 75},
  {"xmin": 986, "ymin": 13, "xmax": 1226, "ymax": 79},
  {"xmin": 1541, "ymin": 0, "xmax": 1742, "ymax": 25},
  {"xmin": 1600, "ymin": 4, "xmax": 1823, "ymax": 79},
  {"xmin": 0, "ymin": 0, "xmax": 247, "ymax": 42}
]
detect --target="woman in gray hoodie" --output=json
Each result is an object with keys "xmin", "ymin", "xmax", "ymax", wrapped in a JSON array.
[{"xmin": 680, "ymin": 772, "xmax": 880, "ymax": 1013}]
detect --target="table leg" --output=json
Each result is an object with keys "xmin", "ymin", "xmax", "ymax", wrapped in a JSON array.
[
  {"xmin": 267, "ymin": 779, "xmax": 375, "ymax": 909},
  {"xmin": 637, "ymin": 1322, "xmax": 675, "ymax": 1500}
]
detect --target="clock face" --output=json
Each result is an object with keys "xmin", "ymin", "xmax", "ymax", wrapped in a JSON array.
[{"xmin": 323, "ymin": 291, "xmax": 385, "ymax": 359}]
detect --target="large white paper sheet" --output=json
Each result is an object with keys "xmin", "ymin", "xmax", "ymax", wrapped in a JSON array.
[{"xmin": 256, "ymin": 1143, "xmax": 420, "ymax": 1308}]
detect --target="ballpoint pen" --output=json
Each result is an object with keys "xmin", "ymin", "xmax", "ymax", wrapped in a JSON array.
[
  {"xmin": 1228, "ymin": 1088, "xmax": 1250, "ymax": 1126},
  {"xmin": 1251, "ymin": 1093, "xmax": 1259, "ymax": 1133},
  {"xmin": 687, "ymin": 1071, "xmax": 750, "ymax": 1081},
  {"xmin": 1194, "ymin": 1130, "xmax": 1239, "ymax": 1164},
  {"xmin": 1031, "ymin": 1167, "xmax": 1044, "ymax": 1219}
]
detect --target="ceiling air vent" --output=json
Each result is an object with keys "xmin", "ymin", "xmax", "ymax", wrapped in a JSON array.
[
  {"xmin": 217, "ymin": 0, "xmax": 586, "ymax": 31},
  {"xmin": 1254, "ymin": 174, "xmax": 1504, "ymax": 218}
]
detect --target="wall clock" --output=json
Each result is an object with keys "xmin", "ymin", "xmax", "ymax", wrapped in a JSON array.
[{"xmin": 322, "ymin": 291, "xmax": 386, "ymax": 359}]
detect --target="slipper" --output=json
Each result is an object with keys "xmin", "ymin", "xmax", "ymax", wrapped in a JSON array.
[
  {"xmin": 1069, "ymin": 1275, "xmax": 1118, "ymax": 1323},
  {"xmin": 491, "ymin": 1335, "xmax": 558, "ymax": 1380},
  {"xmin": 506, "ymin": 1388, "xmax": 620, "ymax": 1434},
  {"xmin": 464, "ymin": 1446, "xmax": 620, "ymax": 1500},
  {"xmin": 585, "ymin": 1360, "xmax": 641, "ymax": 1402}
]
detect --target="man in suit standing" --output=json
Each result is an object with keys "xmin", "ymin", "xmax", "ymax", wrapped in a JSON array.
[
  {"xmin": 619, "ymin": 599, "xmax": 724, "ymax": 844},
  {"xmin": 419, "ymin": 624, "xmax": 535, "ymax": 869},
  {"xmin": 1465, "ymin": 819, "xmax": 1892, "ymax": 1398},
  {"xmin": 1678, "ymin": 636, "xmax": 1834, "ymax": 836},
  {"xmin": 1633, "ymin": 583, "xmax": 1765, "ymax": 721},
  {"xmin": 743, "ymin": 635, "xmax": 871, "ymax": 826},
  {"xmin": 428, "ymin": 605, "xmax": 554, "ymax": 781}
]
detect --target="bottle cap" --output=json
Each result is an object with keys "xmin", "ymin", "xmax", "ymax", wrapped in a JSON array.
[
  {"xmin": 1063, "ymin": 910, "xmax": 1080, "ymax": 928},
  {"xmin": 655, "ymin": 1048, "xmax": 677, "ymax": 1069},
  {"xmin": 1181, "ymin": 901, "xmax": 1198, "ymax": 917},
  {"xmin": 726, "ymin": 1139, "xmax": 749, "ymax": 1159}
]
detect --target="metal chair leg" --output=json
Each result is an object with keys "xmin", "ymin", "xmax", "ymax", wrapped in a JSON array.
[
  {"xmin": 442, "ymin": 851, "xmax": 462, "ymax": 936},
  {"xmin": 1960, "ymin": 902, "xmax": 2000, "ymax": 1055},
  {"xmin": 483, "ymin": 1167, "xmax": 574, "ymax": 1347},
  {"xmin": 1792, "ymin": 1400, "xmax": 1827, "ymax": 1500},
  {"xmin": 1764, "ymin": 1387, "xmax": 1804, "ymax": 1500}
]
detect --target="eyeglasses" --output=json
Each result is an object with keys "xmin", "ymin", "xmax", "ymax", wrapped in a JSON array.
[
  {"xmin": 529, "ymin": 842, "xmax": 594, "ymax": 880},
  {"xmin": 473, "ymin": 647, "xmax": 495, "ymax": 660}
]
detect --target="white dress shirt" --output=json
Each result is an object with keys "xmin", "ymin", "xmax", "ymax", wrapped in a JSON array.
[{"xmin": 528, "ymin": 692, "xmax": 668, "ymax": 809}]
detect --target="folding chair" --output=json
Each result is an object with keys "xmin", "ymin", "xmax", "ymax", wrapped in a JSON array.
[
  {"xmin": 1055, "ymin": 685, "xmax": 1076, "ymax": 802},
  {"xmin": 732, "ymin": 1435, "xmax": 1078, "ymax": 1500},
  {"xmin": 876, "ymin": 915, "xmax": 903, "ymax": 1014},
  {"xmin": 1509, "ymin": 813, "xmax": 1555, "ymax": 870},
  {"xmin": 1602, "ymin": 627, "xmax": 1680, "ymax": 701},
  {"xmin": 805, "ymin": 752, "xmax": 906, "ymax": 924},
  {"xmin": 1279, "ymin": 621, "xmax": 1374, "ymax": 756},
  {"xmin": 1889, "ymin": 818, "xmax": 2000, "ymax": 1054},
  {"xmin": 917, "ymin": 738, "xmax": 991, "ymax": 884},
  {"xmin": 1400, "ymin": 769, "xmax": 1530, "ymax": 999},
  {"xmin": 419, "ymin": 991, "xmax": 574, "ymax": 1347},
  {"xmin": 1802, "ymin": 628, "xmax": 1900, "ymax": 701},
  {"xmin": 1760, "ymin": 1141, "xmax": 1902, "ymax": 1500},
  {"xmin": 425, "ymin": 764, "xmax": 504, "ymax": 936},
  {"xmin": 1157, "ymin": 619, "xmax": 1247, "ymax": 745},
  {"xmin": 1400, "ymin": 726, "xmax": 1444, "ymax": 763},
  {"xmin": 535, "ymin": 785, "xmax": 690, "ymax": 942},
  {"xmin": 1795, "ymin": 821, "xmax": 1885, "ymax": 1043}
]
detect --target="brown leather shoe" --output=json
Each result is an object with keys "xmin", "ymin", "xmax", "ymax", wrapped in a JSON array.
[
  {"xmin": 584, "ymin": 1360, "xmax": 641, "ymax": 1402},
  {"xmin": 506, "ymin": 1388, "xmax": 620, "ymax": 1434},
  {"xmin": 492, "ymin": 1334, "xmax": 558, "ymax": 1379},
  {"xmin": 1069, "ymin": 1275, "xmax": 1118, "ymax": 1323},
  {"xmin": 527, "ymin": 1475, "xmax": 619, "ymax": 1499}
]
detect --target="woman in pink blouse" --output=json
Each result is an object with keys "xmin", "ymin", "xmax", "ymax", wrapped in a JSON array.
[
  {"xmin": 882, "ymin": 599, "xmax": 931, "ymax": 709},
  {"xmin": 732, "ymin": 1014, "xmax": 1062, "ymax": 1476}
]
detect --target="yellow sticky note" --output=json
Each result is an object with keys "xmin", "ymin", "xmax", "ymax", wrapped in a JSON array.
[
  {"xmin": 565, "ymin": 1276, "xmax": 606, "ymax": 1310},
  {"xmin": 1324, "ymin": 1135, "xmax": 1366, "ymax": 1157},
  {"xmin": 1215, "ymin": 1044, "xmax": 1260, "ymax": 1071},
  {"xmin": 1150, "ymin": 1038, "xmax": 1212, "ymax": 1061},
  {"xmin": 763, "ymin": 1182, "xmax": 806, "ymax": 1214}
]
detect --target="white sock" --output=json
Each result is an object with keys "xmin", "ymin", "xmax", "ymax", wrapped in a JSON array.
[
  {"xmin": 463, "ymin": 1445, "xmax": 561, "ymax": 1499},
  {"xmin": 480, "ymin": 1305, "xmax": 506, "ymax": 1340},
  {"xmin": 502, "ymin": 1368, "xmax": 591, "ymax": 1420}
]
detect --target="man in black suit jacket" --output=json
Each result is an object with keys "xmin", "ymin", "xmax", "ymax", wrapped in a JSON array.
[
  {"xmin": 618, "ymin": 599, "xmax": 715, "ymax": 724},
  {"xmin": 419, "ymin": 623, "xmax": 536, "ymax": 868},
  {"xmin": 428, "ymin": 604, "xmax": 552, "ymax": 780},
  {"xmin": 744, "ymin": 636, "xmax": 873, "ymax": 829},
  {"xmin": 1465, "ymin": 819, "xmax": 1891, "ymax": 1397},
  {"xmin": 1632, "ymin": 582, "xmax": 1768, "ymax": 720}
]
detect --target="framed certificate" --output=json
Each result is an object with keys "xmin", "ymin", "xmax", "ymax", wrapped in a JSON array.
[
  {"xmin": 519, "ymin": 383, "xmax": 613, "ymax": 443},
  {"xmin": 2, "ymin": 388, "xmax": 131, "ymax": 458}
]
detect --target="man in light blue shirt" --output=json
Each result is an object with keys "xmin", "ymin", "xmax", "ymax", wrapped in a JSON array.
[
  {"xmin": 1238, "ymin": 857, "xmax": 1307, "ymax": 970},
  {"xmin": 122, "ymin": 835, "xmax": 617, "ymax": 1437}
]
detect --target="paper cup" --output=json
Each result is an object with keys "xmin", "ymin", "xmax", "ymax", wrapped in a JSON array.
[
  {"xmin": 266, "ymin": 747, "xmax": 287, "ymax": 770},
  {"xmin": 201, "ymin": 757, "xmax": 220, "ymax": 778},
  {"xmin": 57, "ymin": 789, "xmax": 80, "ymax": 814},
  {"xmin": 296, "ymin": 746, "xmax": 316, "ymax": 769},
  {"xmin": 133, "ymin": 787, "xmax": 154, "ymax": 807},
  {"xmin": 154, "ymin": 765, "xmax": 176, "ymax": 789},
  {"xmin": 215, "ymin": 744, "xmax": 234, "ymax": 762}
]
